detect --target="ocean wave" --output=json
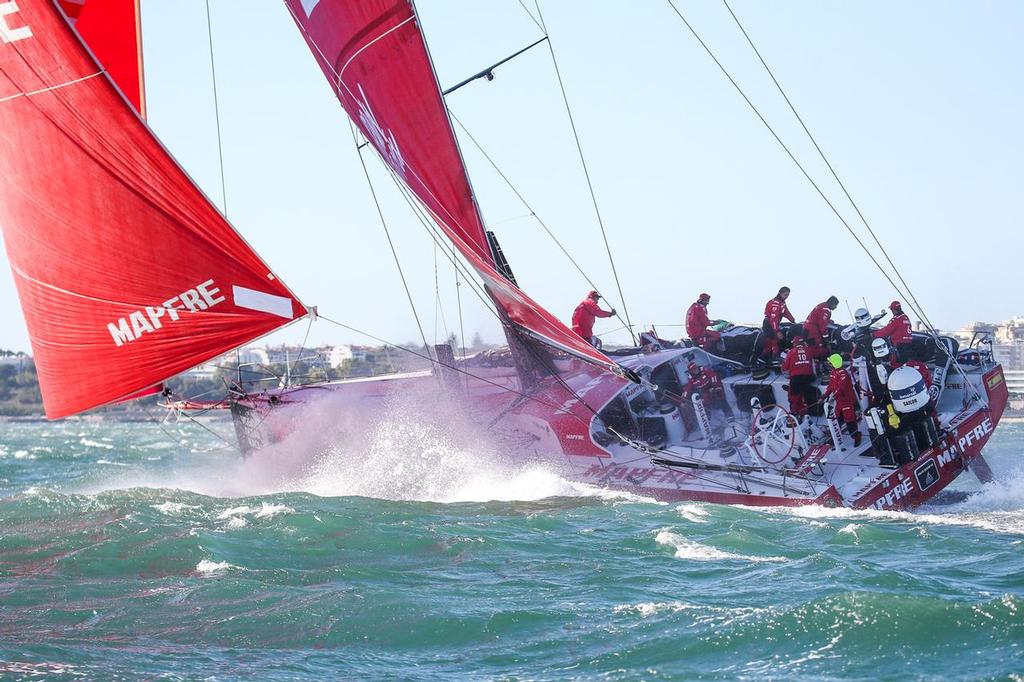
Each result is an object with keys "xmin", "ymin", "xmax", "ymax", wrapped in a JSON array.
[{"xmin": 655, "ymin": 529, "xmax": 787, "ymax": 563}]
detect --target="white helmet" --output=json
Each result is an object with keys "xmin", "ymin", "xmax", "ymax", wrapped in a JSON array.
[
  {"xmin": 871, "ymin": 338, "xmax": 890, "ymax": 359},
  {"xmin": 854, "ymin": 307, "xmax": 871, "ymax": 326},
  {"xmin": 888, "ymin": 365, "xmax": 928, "ymax": 414}
]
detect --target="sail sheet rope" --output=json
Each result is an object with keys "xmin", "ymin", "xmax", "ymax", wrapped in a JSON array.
[
  {"xmin": 0, "ymin": 70, "xmax": 105, "ymax": 105},
  {"xmin": 665, "ymin": 0, "xmax": 985, "ymax": 405},
  {"xmin": 204, "ymin": 0, "xmax": 228, "ymax": 215},
  {"xmin": 449, "ymin": 112, "xmax": 611, "ymax": 312},
  {"xmin": 348, "ymin": 122, "xmax": 434, "ymax": 361},
  {"xmin": 533, "ymin": 0, "xmax": 637, "ymax": 346}
]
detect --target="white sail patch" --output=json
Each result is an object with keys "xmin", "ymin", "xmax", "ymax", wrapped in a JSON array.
[
  {"xmin": 232, "ymin": 286, "xmax": 293, "ymax": 319},
  {"xmin": 0, "ymin": 1, "xmax": 32, "ymax": 44},
  {"xmin": 106, "ymin": 279, "xmax": 225, "ymax": 347},
  {"xmin": 299, "ymin": 0, "xmax": 321, "ymax": 18}
]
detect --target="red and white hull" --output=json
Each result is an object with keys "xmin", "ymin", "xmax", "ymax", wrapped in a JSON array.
[{"xmin": 230, "ymin": 345, "xmax": 1008, "ymax": 511}]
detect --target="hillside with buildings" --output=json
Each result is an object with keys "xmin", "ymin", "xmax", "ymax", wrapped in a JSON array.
[{"xmin": 0, "ymin": 336, "xmax": 488, "ymax": 417}]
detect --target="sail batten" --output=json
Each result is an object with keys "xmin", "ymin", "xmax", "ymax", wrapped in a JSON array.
[
  {"xmin": 0, "ymin": 0, "xmax": 304, "ymax": 418},
  {"xmin": 285, "ymin": 0, "xmax": 620, "ymax": 372}
]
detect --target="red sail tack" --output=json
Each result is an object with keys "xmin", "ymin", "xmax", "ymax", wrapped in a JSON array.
[
  {"xmin": 56, "ymin": 0, "xmax": 144, "ymax": 115},
  {"xmin": 285, "ymin": 0, "xmax": 619, "ymax": 370},
  {"xmin": 0, "ymin": 0, "xmax": 304, "ymax": 418}
]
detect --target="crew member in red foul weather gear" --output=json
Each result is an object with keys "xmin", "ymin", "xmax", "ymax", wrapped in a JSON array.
[
  {"xmin": 762, "ymin": 286, "xmax": 795, "ymax": 362},
  {"xmin": 684, "ymin": 361, "xmax": 734, "ymax": 418},
  {"xmin": 873, "ymin": 301, "xmax": 913, "ymax": 362},
  {"xmin": 804, "ymin": 295, "xmax": 839, "ymax": 359},
  {"xmin": 782, "ymin": 336, "xmax": 816, "ymax": 417},
  {"xmin": 823, "ymin": 354, "xmax": 862, "ymax": 446},
  {"xmin": 571, "ymin": 291, "xmax": 615, "ymax": 347},
  {"xmin": 686, "ymin": 293, "xmax": 721, "ymax": 350}
]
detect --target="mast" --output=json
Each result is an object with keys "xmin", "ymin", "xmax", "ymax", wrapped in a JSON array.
[{"xmin": 408, "ymin": 0, "xmax": 560, "ymax": 388}]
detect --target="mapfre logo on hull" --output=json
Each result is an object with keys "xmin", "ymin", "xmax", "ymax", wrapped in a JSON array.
[{"xmin": 0, "ymin": 1, "xmax": 32, "ymax": 43}]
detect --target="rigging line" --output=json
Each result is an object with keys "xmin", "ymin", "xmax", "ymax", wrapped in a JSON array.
[
  {"xmin": 377, "ymin": 156, "xmax": 619, "ymax": 416},
  {"xmin": 371, "ymin": 139, "xmax": 626, "ymax": 413},
  {"xmin": 534, "ymin": 0, "xmax": 637, "ymax": 346},
  {"xmin": 204, "ymin": 0, "xmax": 228, "ymax": 215},
  {"xmin": 316, "ymin": 313, "xmax": 600, "ymax": 429},
  {"xmin": 452, "ymin": 241, "xmax": 469, "ymax": 390},
  {"xmin": 720, "ymin": 0, "xmax": 939, "ymax": 335},
  {"xmin": 349, "ymin": 122, "xmax": 434, "ymax": 359},
  {"xmin": 663, "ymin": 1, "xmax": 918, "ymax": 314},
  {"xmin": 285, "ymin": 315, "xmax": 314, "ymax": 385},
  {"xmin": 516, "ymin": 0, "xmax": 544, "ymax": 33},
  {"xmin": 0, "ymin": 70, "xmax": 105, "ymax": 105},
  {"xmin": 449, "ymin": 112, "xmax": 634, "ymax": 334}
]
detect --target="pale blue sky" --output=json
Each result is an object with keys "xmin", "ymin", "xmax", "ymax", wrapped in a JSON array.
[{"xmin": 1, "ymin": 1, "xmax": 1021, "ymax": 354}]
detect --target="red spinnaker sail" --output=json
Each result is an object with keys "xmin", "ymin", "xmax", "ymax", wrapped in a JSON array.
[
  {"xmin": 57, "ymin": 0, "xmax": 144, "ymax": 115},
  {"xmin": 285, "ymin": 0, "xmax": 619, "ymax": 370},
  {"xmin": 0, "ymin": 0, "xmax": 304, "ymax": 418}
]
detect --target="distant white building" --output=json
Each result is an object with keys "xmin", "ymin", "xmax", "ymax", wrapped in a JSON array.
[
  {"xmin": 325, "ymin": 345, "xmax": 353, "ymax": 368},
  {"xmin": 951, "ymin": 318, "xmax": 1024, "ymax": 370}
]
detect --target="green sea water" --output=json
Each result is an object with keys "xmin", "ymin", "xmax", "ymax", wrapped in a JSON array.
[{"xmin": 0, "ymin": 416, "xmax": 1022, "ymax": 680}]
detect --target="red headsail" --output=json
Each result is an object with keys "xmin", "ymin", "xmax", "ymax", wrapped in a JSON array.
[
  {"xmin": 57, "ymin": 0, "xmax": 144, "ymax": 115},
  {"xmin": 0, "ymin": 0, "xmax": 305, "ymax": 418},
  {"xmin": 284, "ymin": 0, "xmax": 619, "ymax": 370}
]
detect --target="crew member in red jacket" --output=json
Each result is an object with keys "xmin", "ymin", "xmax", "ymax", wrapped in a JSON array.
[
  {"xmin": 571, "ymin": 291, "xmax": 615, "ymax": 346},
  {"xmin": 684, "ymin": 361, "xmax": 734, "ymax": 418},
  {"xmin": 762, "ymin": 286, "xmax": 795, "ymax": 362},
  {"xmin": 873, "ymin": 301, "xmax": 913, "ymax": 362},
  {"xmin": 685, "ymin": 293, "xmax": 721, "ymax": 350},
  {"xmin": 782, "ymin": 335, "xmax": 816, "ymax": 416},
  {"xmin": 823, "ymin": 354, "xmax": 862, "ymax": 446},
  {"xmin": 804, "ymin": 295, "xmax": 839, "ymax": 359}
]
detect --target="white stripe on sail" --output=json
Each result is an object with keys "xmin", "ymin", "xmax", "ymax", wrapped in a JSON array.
[{"xmin": 232, "ymin": 286, "xmax": 293, "ymax": 319}]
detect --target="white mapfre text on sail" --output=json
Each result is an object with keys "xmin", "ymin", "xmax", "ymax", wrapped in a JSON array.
[{"xmin": 106, "ymin": 279, "xmax": 225, "ymax": 347}]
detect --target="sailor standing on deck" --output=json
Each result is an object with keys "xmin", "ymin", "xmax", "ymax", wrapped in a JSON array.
[
  {"xmin": 873, "ymin": 301, "xmax": 913, "ymax": 363},
  {"xmin": 571, "ymin": 291, "xmax": 615, "ymax": 347},
  {"xmin": 782, "ymin": 335, "xmax": 816, "ymax": 417},
  {"xmin": 823, "ymin": 354, "xmax": 863, "ymax": 446},
  {"xmin": 762, "ymin": 286, "xmax": 795, "ymax": 363},
  {"xmin": 804, "ymin": 296, "xmax": 839, "ymax": 359},
  {"xmin": 685, "ymin": 293, "xmax": 722, "ymax": 351}
]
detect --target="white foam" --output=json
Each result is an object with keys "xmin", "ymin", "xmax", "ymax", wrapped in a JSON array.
[
  {"xmin": 225, "ymin": 516, "xmax": 248, "ymax": 529},
  {"xmin": 254, "ymin": 502, "xmax": 293, "ymax": 518},
  {"xmin": 676, "ymin": 503, "xmax": 710, "ymax": 523},
  {"xmin": 151, "ymin": 501, "xmax": 193, "ymax": 515},
  {"xmin": 762, "ymin": 500, "xmax": 1024, "ymax": 536},
  {"xmin": 217, "ymin": 505, "xmax": 253, "ymax": 519},
  {"xmin": 96, "ymin": 459, "xmax": 128, "ymax": 467},
  {"xmin": 79, "ymin": 438, "xmax": 114, "ymax": 450},
  {"xmin": 613, "ymin": 601, "xmax": 695, "ymax": 617},
  {"xmin": 195, "ymin": 559, "xmax": 232, "ymax": 574},
  {"xmin": 655, "ymin": 529, "xmax": 786, "ymax": 563}
]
